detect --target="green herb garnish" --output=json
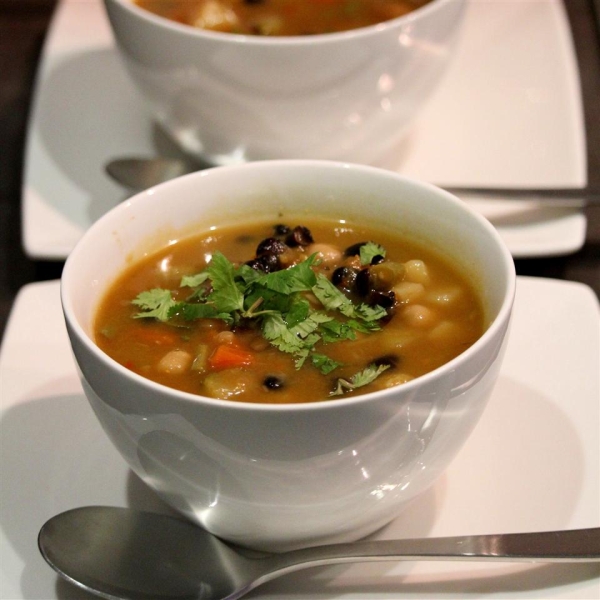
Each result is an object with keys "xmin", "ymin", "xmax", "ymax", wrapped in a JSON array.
[
  {"xmin": 132, "ymin": 289, "xmax": 177, "ymax": 322},
  {"xmin": 132, "ymin": 251, "xmax": 391, "ymax": 392},
  {"xmin": 359, "ymin": 242, "xmax": 386, "ymax": 265},
  {"xmin": 312, "ymin": 275, "xmax": 387, "ymax": 324},
  {"xmin": 330, "ymin": 363, "xmax": 390, "ymax": 396}
]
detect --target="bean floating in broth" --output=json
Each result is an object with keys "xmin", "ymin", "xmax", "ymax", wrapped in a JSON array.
[{"xmin": 94, "ymin": 217, "xmax": 485, "ymax": 404}]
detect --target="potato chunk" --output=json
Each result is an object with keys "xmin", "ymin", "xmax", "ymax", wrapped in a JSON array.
[{"xmin": 203, "ymin": 368, "xmax": 255, "ymax": 400}]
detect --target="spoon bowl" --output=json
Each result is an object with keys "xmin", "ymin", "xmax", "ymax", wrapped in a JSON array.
[{"xmin": 39, "ymin": 506, "xmax": 600, "ymax": 600}]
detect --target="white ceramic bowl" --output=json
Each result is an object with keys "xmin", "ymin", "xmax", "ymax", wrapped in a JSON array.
[
  {"xmin": 104, "ymin": 0, "xmax": 465, "ymax": 166},
  {"xmin": 62, "ymin": 160, "xmax": 515, "ymax": 552}
]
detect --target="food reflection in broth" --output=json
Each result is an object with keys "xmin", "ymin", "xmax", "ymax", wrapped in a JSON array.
[
  {"xmin": 94, "ymin": 218, "xmax": 485, "ymax": 404},
  {"xmin": 132, "ymin": 0, "xmax": 433, "ymax": 36}
]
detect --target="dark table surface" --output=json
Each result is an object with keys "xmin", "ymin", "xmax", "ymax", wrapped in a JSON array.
[{"xmin": 1, "ymin": 0, "xmax": 599, "ymax": 343}]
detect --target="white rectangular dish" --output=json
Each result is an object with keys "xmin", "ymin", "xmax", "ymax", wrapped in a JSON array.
[
  {"xmin": 0, "ymin": 276, "xmax": 598, "ymax": 599},
  {"xmin": 22, "ymin": 0, "xmax": 588, "ymax": 260}
]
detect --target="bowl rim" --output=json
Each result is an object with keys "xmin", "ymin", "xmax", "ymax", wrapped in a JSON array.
[
  {"xmin": 104, "ymin": 0, "xmax": 461, "ymax": 47},
  {"xmin": 61, "ymin": 159, "xmax": 516, "ymax": 414}
]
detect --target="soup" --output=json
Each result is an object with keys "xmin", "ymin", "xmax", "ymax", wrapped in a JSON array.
[
  {"xmin": 94, "ymin": 218, "xmax": 484, "ymax": 404},
  {"xmin": 132, "ymin": 0, "xmax": 433, "ymax": 36}
]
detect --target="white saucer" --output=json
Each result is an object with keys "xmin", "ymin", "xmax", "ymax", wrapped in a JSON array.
[
  {"xmin": 0, "ymin": 277, "xmax": 598, "ymax": 599},
  {"xmin": 22, "ymin": 0, "xmax": 587, "ymax": 260}
]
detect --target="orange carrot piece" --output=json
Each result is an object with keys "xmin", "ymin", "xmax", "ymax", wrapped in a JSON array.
[{"xmin": 208, "ymin": 344, "xmax": 254, "ymax": 370}]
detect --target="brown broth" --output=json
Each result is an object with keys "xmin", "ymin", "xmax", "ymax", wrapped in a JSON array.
[
  {"xmin": 132, "ymin": 0, "xmax": 433, "ymax": 36},
  {"xmin": 94, "ymin": 218, "xmax": 484, "ymax": 404}
]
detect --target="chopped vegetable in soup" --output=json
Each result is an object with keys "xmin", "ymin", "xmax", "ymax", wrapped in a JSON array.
[
  {"xmin": 133, "ymin": 0, "xmax": 433, "ymax": 36},
  {"xmin": 94, "ymin": 218, "xmax": 485, "ymax": 404}
]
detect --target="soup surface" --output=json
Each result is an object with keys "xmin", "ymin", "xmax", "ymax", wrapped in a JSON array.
[
  {"xmin": 132, "ymin": 0, "xmax": 433, "ymax": 36},
  {"xmin": 95, "ymin": 218, "xmax": 484, "ymax": 404}
]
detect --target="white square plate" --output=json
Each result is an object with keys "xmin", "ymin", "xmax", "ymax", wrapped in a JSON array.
[
  {"xmin": 0, "ymin": 277, "xmax": 598, "ymax": 599},
  {"xmin": 22, "ymin": 0, "xmax": 587, "ymax": 260}
]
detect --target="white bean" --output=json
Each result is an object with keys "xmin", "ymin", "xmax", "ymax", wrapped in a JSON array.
[
  {"xmin": 157, "ymin": 350, "xmax": 193, "ymax": 374},
  {"xmin": 404, "ymin": 260, "xmax": 430, "ymax": 285},
  {"xmin": 427, "ymin": 287, "xmax": 464, "ymax": 307},
  {"xmin": 250, "ymin": 336, "xmax": 271, "ymax": 351},
  {"xmin": 402, "ymin": 304, "xmax": 438, "ymax": 328},
  {"xmin": 393, "ymin": 281, "xmax": 425, "ymax": 303},
  {"xmin": 215, "ymin": 331, "xmax": 235, "ymax": 344},
  {"xmin": 428, "ymin": 320, "xmax": 462, "ymax": 344},
  {"xmin": 307, "ymin": 243, "xmax": 342, "ymax": 266}
]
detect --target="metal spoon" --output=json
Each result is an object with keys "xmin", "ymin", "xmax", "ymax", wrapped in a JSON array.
[
  {"xmin": 38, "ymin": 506, "xmax": 600, "ymax": 600},
  {"xmin": 105, "ymin": 156, "xmax": 600, "ymax": 206},
  {"xmin": 106, "ymin": 157, "xmax": 198, "ymax": 190}
]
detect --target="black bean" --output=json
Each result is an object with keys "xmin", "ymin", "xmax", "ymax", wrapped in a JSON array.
[
  {"xmin": 245, "ymin": 253, "xmax": 280, "ymax": 273},
  {"xmin": 285, "ymin": 226, "xmax": 314, "ymax": 247},
  {"xmin": 370, "ymin": 254, "xmax": 385, "ymax": 265},
  {"xmin": 343, "ymin": 241, "xmax": 368, "ymax": 257},
  {"xmin": 331, "ymin": 266, "xmax": 358, "ymax": 289},
  {"xmin": 273, "ymin": 224, "xmax": 291, "ymax": 236},
  {"xmin": 355, "ymin": 268, "xmax": 372, "ymax": 297},
  {"xmin": 264, "ymin": 254, "xmax": 281, "ymax": 271},
  {"xmin": 263, "ymin": 375, "xmax": 285, "ymax": 390},
  {"xmin": 244, "ymin": 0, "xmax": 264, "ymax": 4},
  {"xmin": 245, "ymin": 258, "xmax": 263, "ymax": 272},
  {"xmin": 256, "ymin": 237, "xmax": 287, "ymax": 256},
  {"xmin": 373, "ymin": 355, "xmax": 400, "ymax": 369},
  {"xmin": 367, "ymin": 289, "xmax": 395, "ymax": 308}
]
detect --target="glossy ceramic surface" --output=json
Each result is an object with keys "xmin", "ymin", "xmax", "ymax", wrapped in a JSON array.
[
  {"xmin": 60, "ymin": 160, "xmax": 515, "ymax": 551},
  {"xmin": 104, "ymin": 0, "xmax": 464, "ymax": 166},
  {"xmin": 1, "ymin": 277, "xmax": 598, "ymax": 598},
  {"xmin": 22, "ymin": 0, "xmax": 587, "ymax": 260}
]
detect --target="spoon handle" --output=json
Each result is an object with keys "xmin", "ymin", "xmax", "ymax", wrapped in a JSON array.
[
  {"xmin": 267, "ymin": 528, "xmax": 600, "ymax": 577},
  {"xmin": 443, "ymin": 186, "xmax": 600, "ymax": 206},
  {"xmin": 105, "ymin": 157, "xmax": 600, "ymax": 206}
]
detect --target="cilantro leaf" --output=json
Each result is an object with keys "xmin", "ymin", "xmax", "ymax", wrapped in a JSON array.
[
  {"xmin": 354, "ymin": 303, "xmax": 388, "ymax": 322},
  {"xmin": 206, "ymin": 252, "xmax": 245, "ymax": 313},
  {"xmin": 169, "ymin": 302, "xmax": 233, "ymax": 324},
  {"xmin": 180, "ymin": 272, "xmax": 209, "ymax": 288},
  {"xmin": 311, "ymin": 353, "xmax": 342, "ymax": 374},
  {"xmin": 236, "ymin": 264, "xmax": 263, "ymax": 285},
  {"xmin": 262, "ymin": 313, "xmax": 309, "ymax": 355},
  {"xmin": 312, "ymin": 274, "xmax": 386, "ymax": 323},
  {"xmin": 132, "ymin": 289, "xmax": 176, "ymax": 322},
  {"xmin": 330, "ymin": 363, "xmax": 390, "ymax": 396},
  {"xmin": 257, "ymin": 254, "xmax": 318, "ymax": 294},
  {"xmin": 284, "ymin": 298, "xmax": 311, "ymax": 328},
  {"xmin": 344, "ymin": 318, "xmax": 380, "ymax": 333},
  {"xmin": 359, "ymin": 242, "xmax": 386, "ymax": 265},
  {"xmin": 261, "ymin": 312, "xmax": 325, "ymax": 370},
  {"xmin": 290, "ymin": 311, "xmax": 332, "ymax": 339},
  {"xmin": 244, "ymin": 287, "xmax": 292, "ymax": 316},
  {"xmin": 319, "ymin": 319, "xmax": 357, "ymax": 343},
  {"xmin": 312, "ymin": 274, "xmax": 356, "ymax": 317}
]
